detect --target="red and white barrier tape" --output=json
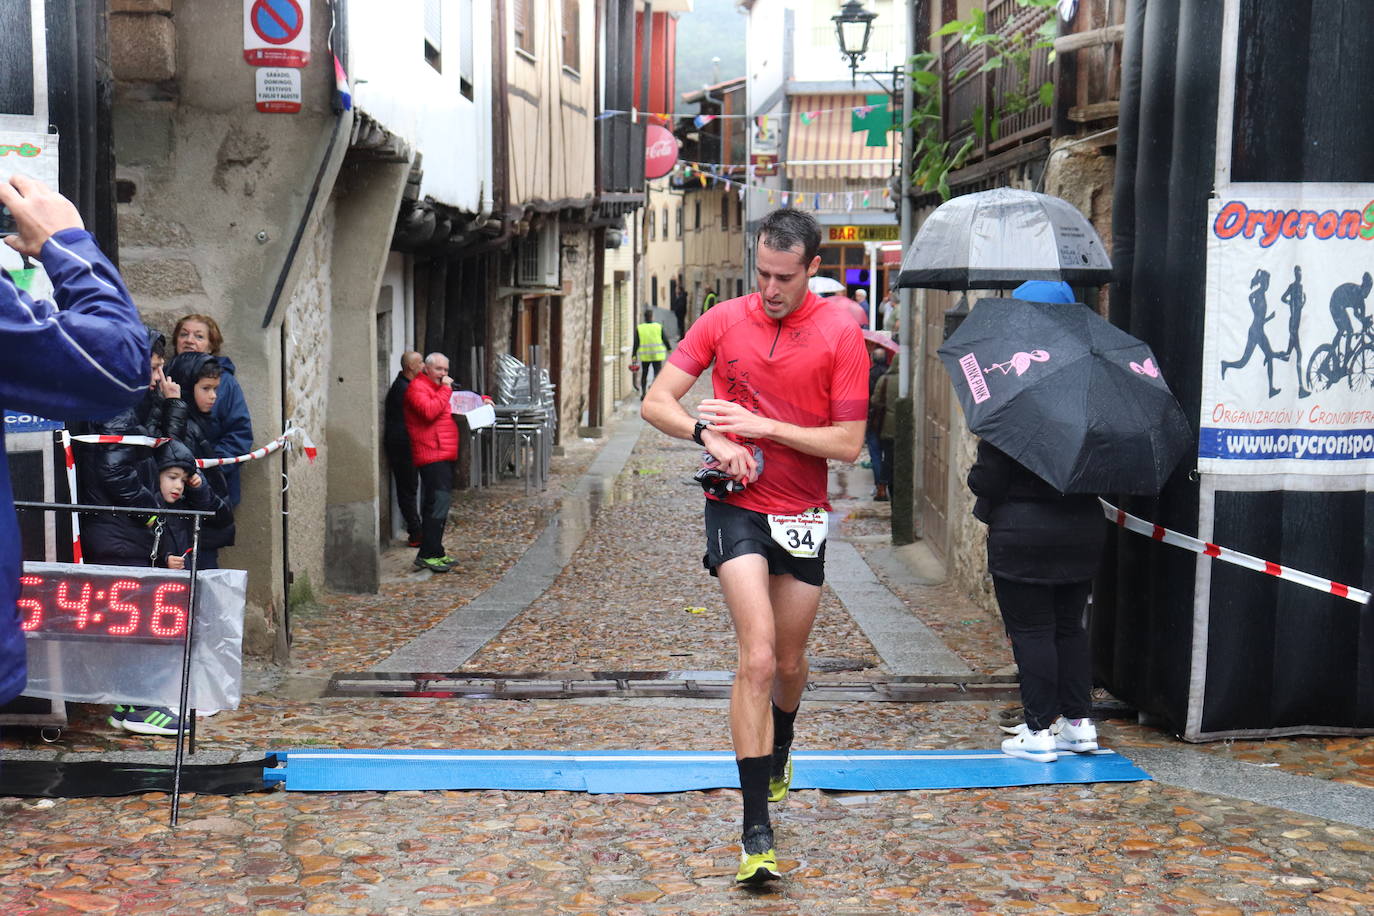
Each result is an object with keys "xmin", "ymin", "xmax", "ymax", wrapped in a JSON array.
[
  {"xmin": 1099, "ymin": 499, "xmax": 1370, "ymax": 605},
  {"xmin": 68, "ymin": 434, "xmax": 171, "ymax": 448},
  {"xmin": 59, "ymin": 429, "xmax": 83, "ymax": 564},
  {"xmin": 196, "ymin": 425, "xmax": 317, "ymax": 467},
  {"xmin": 69, "ymin": 424, "xmax": 317, "ymax": 468}
]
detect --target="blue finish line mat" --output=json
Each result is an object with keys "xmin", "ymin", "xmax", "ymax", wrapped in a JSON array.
[{"xmin": 264, "ymin": 749, "xmax": 1150, "ymax": 793}]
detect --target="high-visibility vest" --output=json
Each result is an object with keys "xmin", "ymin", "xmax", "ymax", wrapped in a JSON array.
[
  {"xmin": 637, "ymin": 322, "xmax": 667, "ymax": 362},
  {"xmin": 702, "ymin": 292, "xmax": 718, "ymax": 312}
]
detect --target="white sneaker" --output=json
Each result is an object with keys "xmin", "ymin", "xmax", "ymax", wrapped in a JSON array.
[
  {"xmin": 1001, "ymin": 727, "xmax": 1057, "ymax": 762},
  {"xmin": 1052, "ymin": 716, "xmax": 1099, "ymax": 753}
]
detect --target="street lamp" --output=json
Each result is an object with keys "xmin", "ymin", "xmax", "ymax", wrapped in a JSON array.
[{"xmin": 832, "ymin": 0, "xmax": 878, "ymax": 84}]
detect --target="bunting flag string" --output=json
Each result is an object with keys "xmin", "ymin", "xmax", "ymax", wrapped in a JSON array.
[
  {"xmin": 666, "ymin": 159, "xmax": 894, "ymax": 209},
  {"xmin": 598, "ymin": 100, "xmax": 895, "ymax": 123}
]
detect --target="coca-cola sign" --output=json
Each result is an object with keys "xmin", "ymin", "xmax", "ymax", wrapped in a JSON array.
[{"xmin": 644, "ymin": 124, "xmax": 678, "ymax": 180}]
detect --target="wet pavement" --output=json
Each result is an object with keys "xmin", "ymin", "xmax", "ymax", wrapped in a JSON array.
[{"xmin": 2, "ymin": 381, "xmax": 1373, "ymax": 914}]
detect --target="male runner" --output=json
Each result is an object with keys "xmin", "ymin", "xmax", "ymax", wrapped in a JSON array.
[{"xmin": 641, "ymin": 208, "xmax": 869, "ymax": 884}]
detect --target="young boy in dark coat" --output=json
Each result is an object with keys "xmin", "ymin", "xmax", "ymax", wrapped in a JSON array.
[
  {"xmin": 97, "ymin": 439, "xmax": 231, "ymax": 735},
  {"xmin": 165, "ymin": 352, "xmax": 236, "ymax": 567}
]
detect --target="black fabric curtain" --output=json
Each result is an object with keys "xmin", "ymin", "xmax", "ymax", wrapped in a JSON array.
[{"xmin": 1102, "ymin": 0, "xmax": 1374, "ymax": 737}]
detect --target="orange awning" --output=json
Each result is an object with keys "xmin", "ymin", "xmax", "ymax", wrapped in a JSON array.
[{"xmin": 786, "ymin": 93, "xmax": 898, "ymax": 180}]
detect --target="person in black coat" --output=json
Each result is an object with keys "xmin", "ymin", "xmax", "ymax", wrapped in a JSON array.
[
  {"xmin": 384, "ymin": 351, "xmax": 423, "ymax": 546},
  {"xmin": 100, "ymin": 439, "xmax": 232, "ymax": 737},
  {"xmin": 967, "ymin": 439, "xmax": 1106, "ymax": 762},
  {"xmin": 165, "ymin": 352, "xmax": 235, "ymax": 568},
  {"xmin": 147, "ymin": 439, "xmax": 234, "ymax": 569}
]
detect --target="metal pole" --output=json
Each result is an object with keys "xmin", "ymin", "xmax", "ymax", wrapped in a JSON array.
[
  {"xmin": 898, "ymin": 20, "xmax": 914, "ymax": 401},
  {"xmin": 867, "ymin": 241, "xmax": 878, "ymax": 326},
  {"xmin": 169, "ymin": 513, "xmax": 202, "ymax": 827},
  {"xmin": 639, "ymin": 2, "xmax": 653, "ymax": 123}
]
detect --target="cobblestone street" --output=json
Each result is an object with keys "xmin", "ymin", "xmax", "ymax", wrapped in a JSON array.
[{"xmin": 2, "ymin": 390, "xmax": 1373, "ymax": 915}]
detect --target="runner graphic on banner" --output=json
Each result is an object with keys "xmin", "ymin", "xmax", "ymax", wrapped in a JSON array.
[{"xmin": 1200, "ymin": 184, "xmax": 1374, "ymax": 479}]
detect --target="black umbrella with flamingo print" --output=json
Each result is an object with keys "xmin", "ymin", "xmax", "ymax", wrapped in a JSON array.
[{"xmin": 937, "ymin": 297, "xmax": 1193, "ymax": 495}]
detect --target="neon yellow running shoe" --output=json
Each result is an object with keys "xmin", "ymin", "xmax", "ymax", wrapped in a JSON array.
[
  {"xmin": 735, "ymin": 825, "xmax": 780, "ymax": 884},
  {"xmin": 768, "ymin": 750, "xmax": 792, "ymax": 803}
]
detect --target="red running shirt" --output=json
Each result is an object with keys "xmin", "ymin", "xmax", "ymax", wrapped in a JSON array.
[{"xmin": 669, "ymin": 291, "xmax": 870, "ymax": 514}]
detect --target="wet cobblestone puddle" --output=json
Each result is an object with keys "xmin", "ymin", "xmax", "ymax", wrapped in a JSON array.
[{"xmin": 2, "ymin": 388, "xmax": 1372, "ymax": 914}]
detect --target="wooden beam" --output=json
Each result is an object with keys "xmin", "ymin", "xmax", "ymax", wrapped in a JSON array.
[
  {"xmin": 1068, "ymin": 100, "xmax": 1120, "ymax": 123},
  {"xmin": 1053, "ymin": 24, "xmax": 1126, "ymax": 54}
]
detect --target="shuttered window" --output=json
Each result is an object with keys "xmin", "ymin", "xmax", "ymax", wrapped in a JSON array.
[
  {"xmin": 562, "ymin": 0, "xmax": 580, "ymax": 73},
  {"xmin": 514, "ymin": 0, "xmax": 534, "ymax": 55}
]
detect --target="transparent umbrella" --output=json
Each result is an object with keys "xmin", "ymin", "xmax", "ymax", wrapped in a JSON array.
[{"xmin": 896, "ymin": 188, "xmax": 1114, "ymax": 290}]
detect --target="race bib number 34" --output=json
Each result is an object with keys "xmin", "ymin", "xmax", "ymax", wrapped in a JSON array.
[{"xmin": 767, "ymin": 508, "xmax": 829, "ymax": 558}]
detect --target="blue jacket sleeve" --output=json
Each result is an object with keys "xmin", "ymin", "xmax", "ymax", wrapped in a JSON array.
[
  {"xmin": 0, "ymin": 229, "xmax": 147, "ymax": 704},
  {"xmin": 211, "ymin": 369, "xmax": 253, "ymax": 460},
  {"xmin": 0, "ymin": 229, "xmax": 147, "ymax": 420}
]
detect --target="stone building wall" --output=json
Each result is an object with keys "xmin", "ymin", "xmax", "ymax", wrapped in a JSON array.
[
  {"xmin": 282, "ymin": 204, "xmax": 336, "ymax": 599},
  {"xmin": 108, "ymin": 0, "xmax": 403, "ymax": 653},
  {"xmin": 558, "ymin": 228, "xmax": 596, "ymax": 434}
]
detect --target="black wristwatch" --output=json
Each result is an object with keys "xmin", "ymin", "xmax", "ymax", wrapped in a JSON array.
[{"xmin": 692, "ymin": 420, "xmax": 709, "ymax": 446}]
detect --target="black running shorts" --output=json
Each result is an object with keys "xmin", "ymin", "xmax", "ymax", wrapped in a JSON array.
[{"xmin": 702, "ymin": 497, "xmax": 825, "ymax": 587}]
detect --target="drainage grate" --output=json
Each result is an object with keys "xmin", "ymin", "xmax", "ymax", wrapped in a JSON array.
[{"xmin": 326, "ymin": 670, "xmax": 1022, "ymax": 703}]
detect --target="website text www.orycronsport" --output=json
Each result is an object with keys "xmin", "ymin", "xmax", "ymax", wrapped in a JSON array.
[{"xmin": 1201, "ymin": 427, "xmax": 1374, "ymax": 460}]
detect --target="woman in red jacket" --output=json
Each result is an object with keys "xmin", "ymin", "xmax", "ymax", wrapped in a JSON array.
[{"xmin": 403, "ymin": 353, "xmax": 459, "ymax": 572}]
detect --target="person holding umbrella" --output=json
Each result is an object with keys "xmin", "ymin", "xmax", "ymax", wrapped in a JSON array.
[
  {"xmin": 962, "ymin": 282, "xmax": 1107, "ymax": 761},
  {"xmin": 968, "ymin": 439, "xmax": 1106, "ymax": 761},
  {"xmin": 941, "ymin": 280, "xmax": 1191, "ymax": 761}
]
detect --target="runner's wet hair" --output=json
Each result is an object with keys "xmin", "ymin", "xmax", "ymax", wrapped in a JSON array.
[{"xmin": 757, "ymin": 208, "xmax": 821, "ymax": 266}]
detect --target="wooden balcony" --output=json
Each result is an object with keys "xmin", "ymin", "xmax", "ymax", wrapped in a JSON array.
[
  {"xmin": 936, "ymin": 1, "xmax": 1126, "ymax": 175},
  {"xmin": 939, "ymin": 0, "xmax": 1054, "ymax": 162}
]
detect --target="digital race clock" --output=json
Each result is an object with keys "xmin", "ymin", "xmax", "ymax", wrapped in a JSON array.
[{"xmin": 18, "ymin": 568, "xmax": 191, "ymax": 643}]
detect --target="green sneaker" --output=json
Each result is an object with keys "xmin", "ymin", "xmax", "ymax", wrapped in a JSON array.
[
  {"xmin": 735, "ymin": 825, "xmax": 780, "ymax": 884},
  {"xmin": 439, "ymin": 555, "xmax": 458, "ymax": 566},
  {"xmin": 768, "ymin": 746, "xmax": 792, "ymax": 803},
  {"xmin": 414, "ymin": 556, "xmax": 452, "ymax": 573},
  {"xmin": 107, "ymin": 704, "xmax": 130, "ymax": 730},
  {"xmin": 122, "ymin": 706, "xmax": 181, "ymax": 736}
]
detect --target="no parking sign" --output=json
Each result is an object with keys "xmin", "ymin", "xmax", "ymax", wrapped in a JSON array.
[{"xmin": 243, "ymin": 0, "xmax": 310, "ymax": 67}]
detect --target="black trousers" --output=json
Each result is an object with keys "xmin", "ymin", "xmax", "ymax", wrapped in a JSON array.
[
  {"xmin": 639, "ymin": 360, "xmax": 663, "ymax": 393},
  {"xmin": 386, "ymin": 442, "xmax": 422, "ymax": 539},
  {"xmin": 992, "ymin": 576, "xmax": 1093, "ymax": 732},
  {"xmin": 416, "ymin": 461, "xmax": 454, "ymax": 560}
]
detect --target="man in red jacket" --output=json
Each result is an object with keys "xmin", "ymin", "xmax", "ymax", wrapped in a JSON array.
[{"xmin": 403, "ymin": 352, "xmax": 459, "ymax": 572}]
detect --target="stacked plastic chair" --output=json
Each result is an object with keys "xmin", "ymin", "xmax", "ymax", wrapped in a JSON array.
[{"xmin": 492, "ymin": 352, "xmax": 556, "ymax": 492}]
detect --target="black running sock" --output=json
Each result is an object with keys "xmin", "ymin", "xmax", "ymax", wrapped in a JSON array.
[
  {"xmin": 737, "ymin": 755, "xmax": 771, "ymax": 833},
  {"xmin": 771, "ymin": 702, "xmax": 798, "ymax": 755}
]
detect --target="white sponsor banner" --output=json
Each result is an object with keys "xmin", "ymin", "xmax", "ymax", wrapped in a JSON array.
[
  {"xmin": 0, "ymin": 130, "xmax": 59, "ymax": 187},
  {"xmin": 1200, "ymin": 184, "xmax": 1374, "ymax": 480}
]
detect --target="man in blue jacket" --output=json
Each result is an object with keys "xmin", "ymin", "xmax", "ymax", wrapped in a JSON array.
[{"xmin": 0, "ymin": 175, "xmax": 148, "ymax": 705}]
